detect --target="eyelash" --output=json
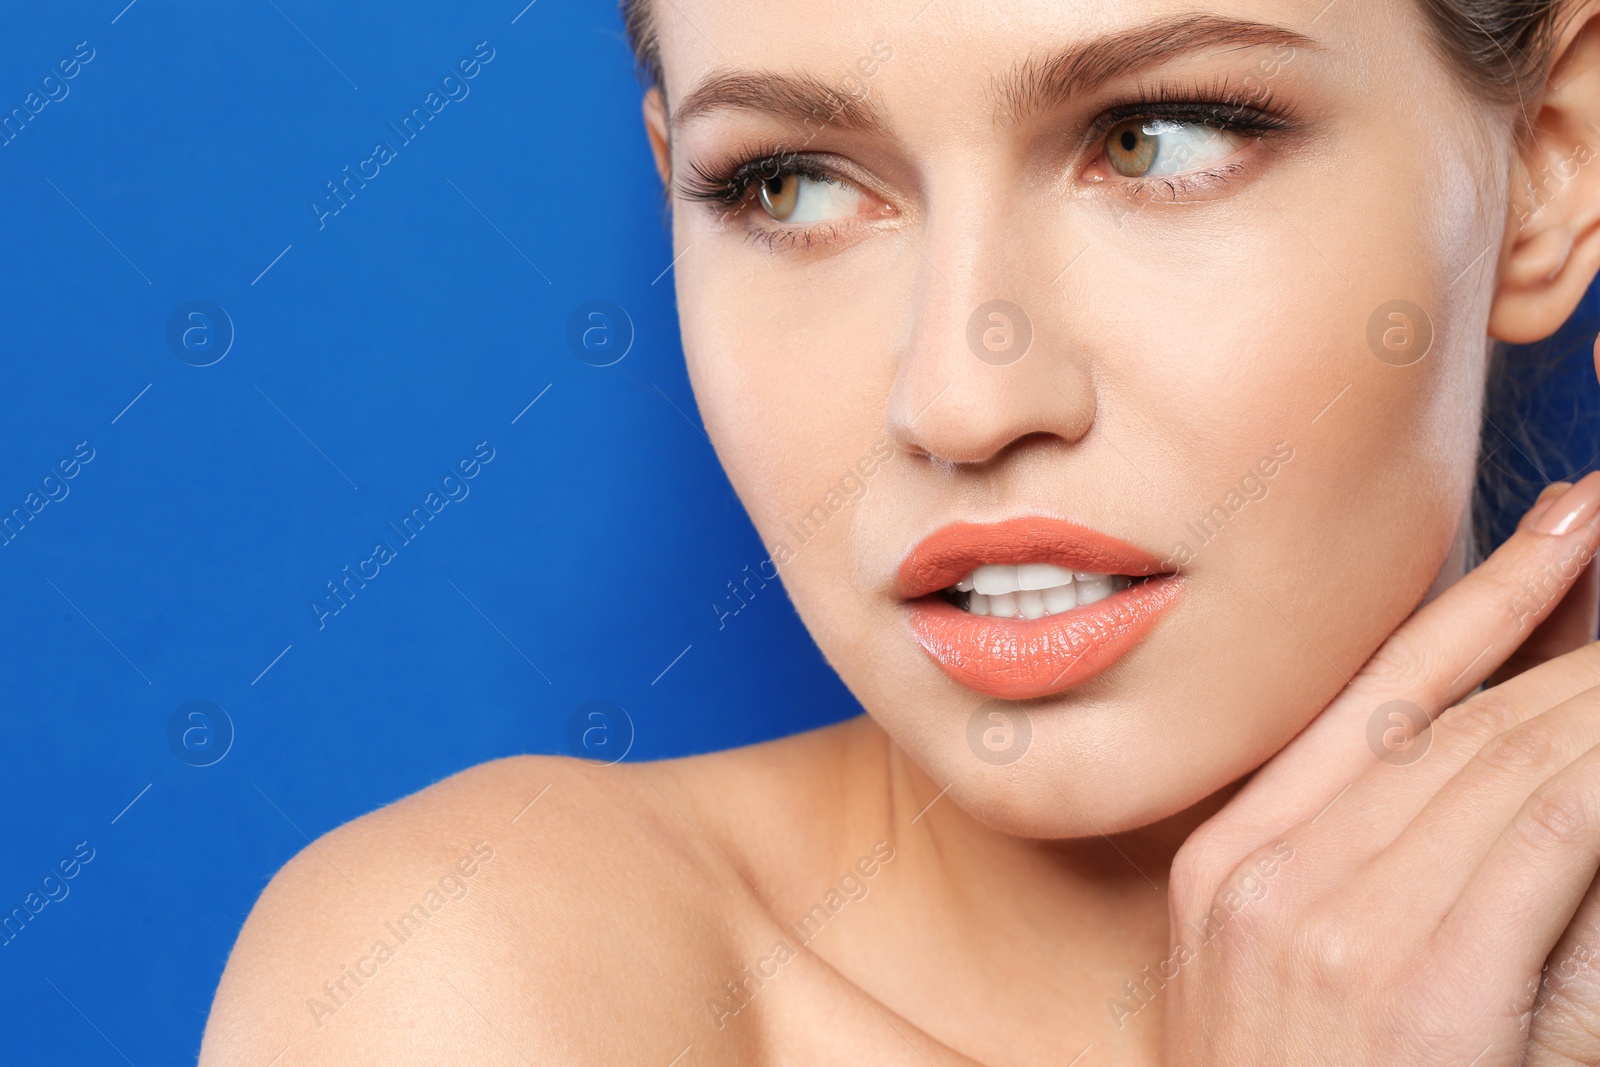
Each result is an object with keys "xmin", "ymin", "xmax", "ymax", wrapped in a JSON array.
[
  {"xmin": 1090, "ymin": 80, "xmax": 1298, "ymax": 141},
  {"xmin": 677, "ymin": 152, "xmax": 858, "ymax": 250},
  {"xmin": 678, "ymin": 79, "xmax": 1302, "ymax": 245},
  {"xmin": 1086, "ymin": 80, "xmax": 1298, "ymax": 199}
]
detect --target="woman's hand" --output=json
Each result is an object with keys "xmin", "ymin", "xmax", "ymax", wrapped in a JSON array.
[{"xmin": 1164, "ymin": 440, "xmax": 1600, "ymax": 1063}]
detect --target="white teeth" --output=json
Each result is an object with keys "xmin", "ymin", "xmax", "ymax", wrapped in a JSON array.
[
  {"xmin": 1076, "ymin": 575, "xmax": 1114, "ymax": 606},
  {"xmin": 1017, "ymin": 562, "xmax": 1075, "ymax": 590},
  {"xmin": 1043, "ymin": 583, "xmax": 1076, "ymax": 614},
  {"xmin": 988, "ymin": 591, "xmax": 1019, "ymax": 618},
  {"xmin": 972, "ymin": 564, "xmax": 1020, "ymax": 595},
  {"xmin": 948, "ymin": 563, "xmax": 1136, "ymax": 619}
]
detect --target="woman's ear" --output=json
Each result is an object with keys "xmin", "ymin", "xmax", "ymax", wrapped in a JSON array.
[
  {"xmin": 1489, "ymin": 5, "xmax": 1600, "ymax": 345},
  {"xmin": 643, "ymin": 87, "xmax": 671, "ymax": 185}
]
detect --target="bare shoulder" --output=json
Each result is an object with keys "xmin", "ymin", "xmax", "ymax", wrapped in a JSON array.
[{"xmin": 199, "ymin": 749, "xmax": 794, "ymax": 1066}]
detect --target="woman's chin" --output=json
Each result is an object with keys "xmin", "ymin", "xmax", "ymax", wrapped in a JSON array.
[{"xmin": 889, "ymin": 728, "xmax": 1242, "ymax": 843}]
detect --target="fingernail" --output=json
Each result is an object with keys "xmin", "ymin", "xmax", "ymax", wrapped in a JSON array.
[
  {"xmin": 1524, "ymin": 481, "xmax": 1574, "ymax": 529},
  {"xmin": 1534, "ymin": 472, "xmax": 1600, "ymax": 536}
]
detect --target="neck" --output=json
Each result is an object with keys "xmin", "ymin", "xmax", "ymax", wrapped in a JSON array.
[{"xmin": 816, "ymin": 717, "xmax": 1242, "ymax": 1058}]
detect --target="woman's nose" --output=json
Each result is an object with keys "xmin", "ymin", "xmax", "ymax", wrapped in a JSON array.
[{"xmin": 885, "ymin": 209, "xmax": 1097, "ymax": 466}]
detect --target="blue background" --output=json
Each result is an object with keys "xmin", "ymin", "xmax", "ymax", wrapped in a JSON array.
[
  {"xmin": 0, "ymin": 1, "xmax": 860, "ymax": 1061},
  {"xmin": 0, "ymin": 1, "xmax": 1595, "ymax": 1063}
]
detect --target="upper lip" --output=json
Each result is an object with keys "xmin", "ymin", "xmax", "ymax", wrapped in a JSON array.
[{"xmin": 895, "ymin": 517, "xmax": 1172, "ymax": 600}]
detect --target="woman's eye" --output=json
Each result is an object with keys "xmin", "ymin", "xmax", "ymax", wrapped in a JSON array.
[
  {"xmin": 755, "ymin": 171, "xmax": 866, "ymax": 224},
  {"xmin": 1103, "ymin": 118, "xmax": 1246, "ymax": 179}
]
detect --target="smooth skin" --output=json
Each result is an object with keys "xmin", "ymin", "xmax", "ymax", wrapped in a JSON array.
[{"xmin": 202, "ymin": 0, "xmax": 1600, "ymax": 1063}]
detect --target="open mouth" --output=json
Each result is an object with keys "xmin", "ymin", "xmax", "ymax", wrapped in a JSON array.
[
  {"xmin": 940, "ymin": 564, "xmax": 1142, "ymax": 619},
  {"xmin": 896, "ymin": 518, "xmax": 1182, "ymax": 701}
]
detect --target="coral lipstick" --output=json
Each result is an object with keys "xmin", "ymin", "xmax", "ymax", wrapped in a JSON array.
[{"xmin": 897, "ymin": 518, "xmax": 1183, "ymax": 700}]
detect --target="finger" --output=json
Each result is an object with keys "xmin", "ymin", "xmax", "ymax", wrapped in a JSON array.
[
  {"xmin": 1438, "ymin": 736, "xmax": 1600, "ymax": 997},
  {"xmin": 1204, "ymin": 474, "xmax": 1600, "ymax": 851},
  {"xmin": 1268, "ymin": 644, "xmax": 1600, "ymax": 888},
  {"xmin": 1488, "ymin": 549, "xmax": 1599, "ymax": 687},
  {"xmin": 1489, "ymin": 478, "xmax": 1592, "ymax": 689},
  {"xmin": 1527, "ymin": 481, "xmax": 1581, "ymax": 534},
  {"xmin": 1352, "ymin": 682, "xmax": 1600, "ymax": 923},
  {"xmin": 1351, "ymin": 470, "xmax": 1600, "ymax": 710},
  {"xmin": 1524, "ymin": 875, "xmax": 1600, "ymax": 1066},
  {"xmin": 1535, "ymin": 336, "xmax": 1600, "ymax": 682}
]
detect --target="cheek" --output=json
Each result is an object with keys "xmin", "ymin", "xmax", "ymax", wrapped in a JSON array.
[
  {"xmin": 1105, "ymin": 109, "xmax": 1488, "ymax": 546},
  {"xmin": 1032, "ymin": 133, "xmax": 1496, "ymax": 805},
  {"xmin": 677, "ymin": 251, "xmax": 896, "ymax": 563},
  {"xmin": 1265, "ymin": 129, "xmax": 1493, "ymax": 606}
]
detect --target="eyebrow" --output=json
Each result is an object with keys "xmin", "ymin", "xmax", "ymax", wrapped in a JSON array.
[
  {"xmin": 670, "ymin": 69, "xmax": 890, "ymax": 135},
  {"xmin": 999, "ymin": 14, "xmax": 1318, "ymax": 123},
  {"xmin": 669, "ymin": 13, "xmax": 1317, "ymax": 136}
]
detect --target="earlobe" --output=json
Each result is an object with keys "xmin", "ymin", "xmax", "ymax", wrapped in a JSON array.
[
  {"xmin": 1488, "ymin": 8, "xmax": 1600, "ymax": 345},
  {"xmin": 642, "ymin": 87, "xmax": 671, "ymax": 186}
]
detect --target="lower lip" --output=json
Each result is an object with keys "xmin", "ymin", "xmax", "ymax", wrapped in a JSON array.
[{"xmin": 904, "ymin": 577, "xmax": 1183, "ymax": 700}]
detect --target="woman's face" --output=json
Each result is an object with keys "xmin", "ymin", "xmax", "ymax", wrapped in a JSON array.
[{"xmin": 652, "ymin": 0, "xmax": 1512, "ymax": 835}]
